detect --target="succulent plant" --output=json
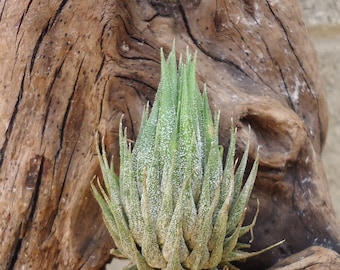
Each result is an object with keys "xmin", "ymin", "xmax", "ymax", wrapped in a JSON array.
[{"xmin": 91, "ymin": 45, "xmax": 283, "ymax": 270}]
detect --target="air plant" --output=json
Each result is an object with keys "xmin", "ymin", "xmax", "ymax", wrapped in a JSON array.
[{"xmin": 91, "ymin": 45, "xmax": 283, "ymax": 270}]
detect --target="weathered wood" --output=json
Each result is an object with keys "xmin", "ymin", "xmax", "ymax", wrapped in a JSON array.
[
  {"xmin": 269, "ymin": 246, "xmax": 340, "ymax": 270},
  {"xmin": 0, "ymin": 0, "xmax": 339, "ymax": 269}
]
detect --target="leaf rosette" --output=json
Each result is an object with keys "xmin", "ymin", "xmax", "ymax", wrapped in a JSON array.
[{"xmin": 92, "ymin": 45, "xmax": 283, "ymax": 270}]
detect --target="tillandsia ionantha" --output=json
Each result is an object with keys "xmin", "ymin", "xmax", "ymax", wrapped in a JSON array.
[{"xmin": 91, "ymin": 44, "xmax": 284, "ymax": 270}]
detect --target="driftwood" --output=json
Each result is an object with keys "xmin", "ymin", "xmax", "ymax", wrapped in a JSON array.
[
  {"xmin": 269, "ymin": 246, "xmax": 340, "ymax": 270},
  {"xmin": 0, "ymin": 0, "xmax": 339, "ymax": 269}
]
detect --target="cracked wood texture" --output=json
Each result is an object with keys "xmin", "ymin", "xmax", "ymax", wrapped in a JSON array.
[{"xmin": 0, "ymin": 0, "xmax": 339, "ymax": 269}]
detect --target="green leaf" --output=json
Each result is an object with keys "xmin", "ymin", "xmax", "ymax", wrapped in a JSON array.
[
  {"xmin": 222, "ymin": 240, "xmax": 285, "ymax": 263},
  {"xmin": 227, "ymin": 151, "xmax": 259, "ymax": 235},
  {"xmin": 141, "ymin": 174, "xmax": 167, "ymax": 268},
  {"xmin": 92, "ymin": 44, "xmax": 284, "ymax": 270}
]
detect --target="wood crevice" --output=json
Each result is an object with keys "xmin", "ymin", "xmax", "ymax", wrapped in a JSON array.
[
  {"xmin": 178, "ymin": 3, "xmax": 255, "ymax": 84},
  {"xmin": 29, "ymin": 22, "xmax": 50, "ymax": 74},
  {"xmin": 53, "ymin": 56, "xmax": 84, "ymax": 177}
]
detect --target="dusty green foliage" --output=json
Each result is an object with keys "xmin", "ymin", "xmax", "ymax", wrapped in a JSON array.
[{"xmin": 91, "ymin": 45, "xmax": 283, "ymax": 270}]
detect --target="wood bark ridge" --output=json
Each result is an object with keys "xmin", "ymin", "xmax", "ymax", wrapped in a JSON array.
[{"xmin": 0, "ymin": 0, "xmax": 339, "ymax": 269}]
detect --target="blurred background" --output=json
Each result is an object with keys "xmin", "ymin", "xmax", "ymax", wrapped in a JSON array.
[
  {"xmin": 108, "ymin": 1, "xmax": 340, "ymax": 268},
  {"xmin": 300, "ymin": 0, "xmax": 340, "ymax": 216}
]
